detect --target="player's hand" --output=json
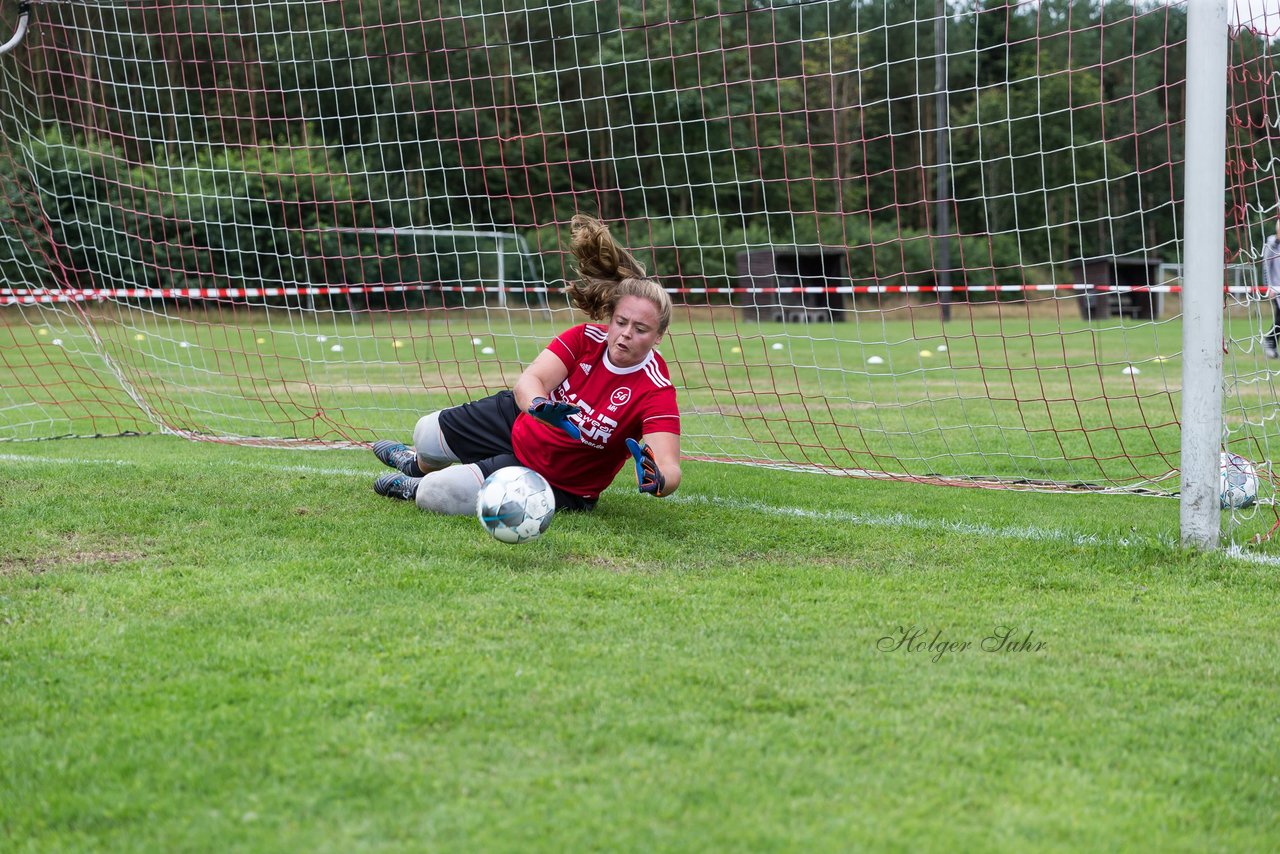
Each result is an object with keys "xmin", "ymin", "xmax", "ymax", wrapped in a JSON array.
[
  {"xmin": 529, "ymin": 396, "xmax": 582, "ymax": 441},
  {"xmin": 625, "ymin": 438, "xmax": 667, "ymax": 497}
]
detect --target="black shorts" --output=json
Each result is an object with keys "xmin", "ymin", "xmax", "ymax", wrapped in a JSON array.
[{"xmin": 437, "ymin": 390, "xmax": 598, "ymax": 512}]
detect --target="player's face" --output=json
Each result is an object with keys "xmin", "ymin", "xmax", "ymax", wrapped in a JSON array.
[{"xmin": 607, "ymin": 295, "xmax": 663, "ymax": 368}]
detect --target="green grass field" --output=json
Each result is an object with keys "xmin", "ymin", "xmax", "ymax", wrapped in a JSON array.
[
  {"xmin": 4, "ymin": 300, "xmax": 1280, "ymax": 849},
  {"xmin": 3, "ymin": 435, "xmax": 1280, "ymax": 851}
]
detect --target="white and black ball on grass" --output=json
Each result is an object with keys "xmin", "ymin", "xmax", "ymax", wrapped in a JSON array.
[
  {"xmin": 1220, "ymin": 452, "xmax": 1258, "ymax": 510},
  {"xmin": 476, "ymin": 466, "xmax": 556, "ymax": 544}
]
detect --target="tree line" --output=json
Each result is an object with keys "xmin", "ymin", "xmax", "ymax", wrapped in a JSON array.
[{"xmin": 0, "ymin": 0, "xmax": 1272, "ymax": 298}]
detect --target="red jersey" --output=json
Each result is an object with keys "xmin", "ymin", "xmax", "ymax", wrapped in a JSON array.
[{"xmin": 511, "ymin": 323, "xmax": 680, "ymax": 499}]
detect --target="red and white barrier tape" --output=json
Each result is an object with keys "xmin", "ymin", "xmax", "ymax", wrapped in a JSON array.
[{"xmin": 0, "ymin": 283, "xmax": 1264, "ymax": 305}]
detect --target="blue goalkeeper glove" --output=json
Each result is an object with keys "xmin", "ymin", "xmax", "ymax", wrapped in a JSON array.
[
  {"xmin": 529, "ymin": 396, "xmax": 582, "ymax": 441},
  {"xmin": 625, "ymin": 437, "xmax": 667, "ymax": 497}
]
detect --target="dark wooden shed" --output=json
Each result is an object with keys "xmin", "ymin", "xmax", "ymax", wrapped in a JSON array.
[
  {"xmin": 1073, "ymin": 255, "xmax": 1164, "ymax": 320},
  {"xmin": 735, "ymin": 248, "xmax": 849, "ymax": 322}
]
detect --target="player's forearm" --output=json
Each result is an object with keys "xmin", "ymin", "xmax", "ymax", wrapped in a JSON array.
[
  {"xmin": 513, "ymin": 373, "xmax": 551, "ymax": 412},
  {"xmin": 659, "ymin": 462, "xmax": 682, "ymax": 495},
  {"xmin": 651, "ymin": 446, "xmax": 681, "ymax": 495},
  {"xmin": 513, "ymin": 350, "xmax": 571, "ymax": 412}
]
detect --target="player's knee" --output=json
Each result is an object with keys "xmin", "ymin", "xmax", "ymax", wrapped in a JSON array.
[
  {"xmin": 414, "ymin": 465, "xmax": 484, "ymax": 516},
  {"xmin": 412, "ymin": 411, "xmax": 458, "ymax": 470}
]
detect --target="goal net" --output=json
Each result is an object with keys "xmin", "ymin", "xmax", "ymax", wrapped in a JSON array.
[{"xmin": 0, "ymin": 1, "xmax": 1274, "ymax": 534}]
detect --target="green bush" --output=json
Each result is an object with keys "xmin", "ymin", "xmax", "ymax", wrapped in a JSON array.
[{"xmin": 18, "ymin": 128, "xmax": 367, "ymax": 302}]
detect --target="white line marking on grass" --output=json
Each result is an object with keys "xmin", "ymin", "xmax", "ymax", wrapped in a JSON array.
[
  {"xmin": 8, "ymin": 451, "xmax": 1280, "ymax": 563},
  {"xmin": 668, "ymin": 493, "xmax": 1169, "ymax": 549},
  {"xmin": 1, "ymin": 452, "xmax": 134, "ymax": 467},
  {"xmin": 670, "ymin": 495, "xmax": 1280, "ymax": 565},
  {"xmin": 1223, "ymin": 544, "xmax": 1280, "ymax": 566},
  {"xmin": 0, "ymin": 452, "xmax": 371, "ymax": 479}
]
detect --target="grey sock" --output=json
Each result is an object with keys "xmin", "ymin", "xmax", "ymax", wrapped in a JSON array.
[{"xmin": 415, "ymin": 464, "xmax": 485, "ymax": 516}]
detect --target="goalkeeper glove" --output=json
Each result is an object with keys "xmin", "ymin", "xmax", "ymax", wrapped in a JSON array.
[
  {"xmin": 625, "ymin": 437, "xmax": 667, "ymax": 497},
  {"xmin": 529, "ymin": 396, "xmax": 582, "ymax": 441}
]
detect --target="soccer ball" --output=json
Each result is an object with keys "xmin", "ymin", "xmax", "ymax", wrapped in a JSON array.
[
  {"xmin": 476, "ymin": 466, "xmax": 557, "ymax": 544},
  {"xmin": 1220, "ymin": 452, "xmax": 1258, "ymax": 510}
]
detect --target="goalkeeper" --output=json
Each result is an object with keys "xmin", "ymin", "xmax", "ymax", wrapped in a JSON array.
[{"xmin": 369, "ymin": 214, "xmax": 682, "ymax": 515}]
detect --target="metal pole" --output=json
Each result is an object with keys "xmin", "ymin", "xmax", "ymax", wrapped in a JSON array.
[
  {"xmin": 1180, "ymin": 0, "xmax": 1229, "ymax": 549},
  {"xmin": 497, "ymin": 243, "xmax": 507, "ymax": 308},
  {"xmin": 0, "ymin": 2, "xmax": 31, "ymax": 58},
  {"xmin": 935, "ymin": 0, "xmax": 952, "ymax": 322}
]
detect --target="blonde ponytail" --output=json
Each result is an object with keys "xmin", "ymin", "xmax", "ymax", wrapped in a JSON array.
[{"xmin": 564, "ymin": 214, "xmax": 672, "ymax": 333}]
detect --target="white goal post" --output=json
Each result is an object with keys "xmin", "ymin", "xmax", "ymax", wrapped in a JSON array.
[
  {"xmin": 1181, "ymin": 0, "xmax": 1229, "ymax": 549},
  {"xmin": 326, "ymin": 227, "xmax": 548, "ymax": 310}
]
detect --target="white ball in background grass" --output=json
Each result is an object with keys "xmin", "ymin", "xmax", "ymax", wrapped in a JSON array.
[
  {"xmin": 316, "ymin": 335, "xmax": 328, "ymax": 343},
  {"xmin": 936, "ymin": 344, "xmax": 948, "ymax": 352},
  {"xmin": 867, "ymin": 355, "xmax": 884, "ymax": 365},
  {"xmin": 482, "ymin": 346, "xmax": 495, "ymax": 355},
  {"xmin": 51, "ymin": 338, "xmax": 63, "ymax": 346},
  {"xmin": 1122, "ymin": 365, "xmax": 1140, "ymax": 375},
  {"xmin": 472, "ymin": 337, "xmax": 482, "ymax": 345},
  {"xmin": 256, "ymin": 337, "xmax": 266, "ymax": 344},
  {"xmin": 730, "ymin": 346, "xmax": 741, "ymax": 354},
  {"xmin": 179, "ymin": 341, "xmax": 191, "ymax": 348},
  {"xmin": 1220, "ymin": 452, "xmax": 1258, "ymax": 510},
  {"xmin": 771, "ymin": 342, "xmax": 784, "ymax": 351},
  {"xmin": 476, "ymin": 466, "xmax": 556, "ymax": 544},
  {"xmin": 330, "ymin": 344, "xmax": 343, "ymax": 353}
]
